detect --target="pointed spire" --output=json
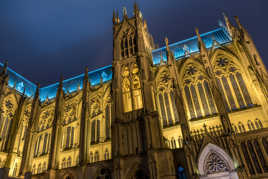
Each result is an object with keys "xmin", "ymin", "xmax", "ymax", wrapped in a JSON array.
[
  {"xmin": 59, "ymin": 75, "xmax": 63, "ymax": 90},
  {"xmin": 123, "ymin": 7, "xmax": 128, "ymax": 18},
  {"xmin": 195, "ymin": 28, "xmax": 207, "ymax": 53},
  {"xmin": 234, "ymin": 16, "xmax": 243, "ymax": 30},
  {"xmin": 165, "ymin": 37, "xmax": 169, "ymax": 50},
  {"xmin": 134, "ymin": 2, "xmax": 139, "ymax": 13},
  {"xmin": 222, "ymin": 12, "xmax": 234, "ymax": 37},
  {"xmin": 113, "ymin": 9, "xmax": 116, "ymax": 24},
  {"xmin": 2, "ymin": 60, "xmax": 8, "ymax": 75},
  {"xmin": 84, "ymin": 66, "xmax": 88, "ymax": 82},
  {"xmin": 116, "ymin": 10, "xmax": 120, "ymax": 23}
]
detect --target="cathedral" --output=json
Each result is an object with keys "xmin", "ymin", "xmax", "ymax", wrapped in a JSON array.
[{"xmin": 0, "ymin": 4, "xmax": 268, "ymax": 179}]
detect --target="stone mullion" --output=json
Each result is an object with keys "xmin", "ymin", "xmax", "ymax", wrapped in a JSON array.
[
  {"xmin": 188, "ymin": 85, "xmax": 197, "ymax": 119},
  {"xmin": 201, "ymin": 82, "xmax": 212, "ymax": 115},
  {"xmin": 227, "ymin": 75, "xmax": 240, "ymax": 109},
  {"xmin": 167, "ymin": 91, "xmax": 176, "ymax": 125},
  {"xmin": 250, "ymin": 139, "xmax": 265, "ymax": 173},
  {"xmin": 218, "ymin": 77, "xmax": 232, "ymax": 111},
  {"xmin": 234, "ymin": 72, "xmax": 248, "ymax": 106},
  {"xmin": 237, "ymin": 142, "xmax": 250, "ymax": 176},
  {"xmin": 195, "ymin": 84, "xmax": 206, "ymax": 117}
]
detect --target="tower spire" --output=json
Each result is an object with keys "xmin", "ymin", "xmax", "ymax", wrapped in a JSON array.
[
  {"xmin": 222, "ymin": 12, "xmax": 234, "ymax": 37},
  {"xmin": 122, "ymin": 7, "xmax": 128, "ymax": 18},
  {"xmin": 113, "ymin": 9, "xmax": 116, "ymax": 24},
  {"xmin": 195, "ymin": 28, "xmax": 207, "ymax": 54}
]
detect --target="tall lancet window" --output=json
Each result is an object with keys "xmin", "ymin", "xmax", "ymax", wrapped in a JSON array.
[
  {"xmin": 91, "ymin": 119, "xmax": 100, "ymax": 144},
  {"xmin": 183, "ymin": 65, "xmax": 217, "ymax": 120},
  {"xmin": 214, "ymin": 57, "xmax": 253, "ymax": 111},
  {"xmin": 105, "ymin": 105, "xmax": 111, "ymax": 140},
  {"xmin": 121, "ymin": 30, "xmax": 137, "ymax": 58}
]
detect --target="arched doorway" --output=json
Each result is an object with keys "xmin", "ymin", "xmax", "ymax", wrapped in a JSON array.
[{"xmin": 198, "ymin": 143, "xmax": 238, "ymax": 179}]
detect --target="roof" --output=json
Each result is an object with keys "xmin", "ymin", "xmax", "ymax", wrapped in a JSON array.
[{"xmin": 0, "ymin": 27, "xmax": 231, "ymax": 102}]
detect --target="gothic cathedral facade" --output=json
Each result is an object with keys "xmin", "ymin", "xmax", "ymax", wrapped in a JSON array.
[{"xmin": 0, "ymin": 4, "xmax": 268, "ymax": 179}]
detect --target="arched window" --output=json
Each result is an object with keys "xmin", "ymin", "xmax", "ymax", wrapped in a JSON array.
[
  {"xmin": 255, "ymin": 119, "xmax": 263, "ymax": 129},
  {"xmin": 104, "ymin": 149, "xmax": 109, "ymax": 160},
  {"xmin": 121, "ymin": 32, "xmax": 136, "ymax": 58},
  {"xmin": 42, "ymin": 133, "xmax": 48, "ymax": 154},
  {"xmin": 62, "ymin": 158, "xmax": 66, "ymax": 168},
  {"xmin": 248, "ymin": 120, "xmax": 255, "ymax": 131},
  {"xmin": 12, "ymin": 163, "xmax": 17, "ymax": 176},
  {"xmin": 37, "ymin": 163, "xmax": 41, "ymax": 174},
  {"xmin": 105, "ymin": 105, "xmax": 111, "ymax": 140},
  {"xmin": 171, "ymin": 138, "xmax": 176, "ymax": 149},
  {"xmin": 95, "ymin": 151, "xmax": 99, "ymax": 162},
  {"xmin": 158, "ymin": 93, "xmax": 167, "ymax": 127},
  {"xmin": 91, "ymin": 120, "xmax": 100, "ymax": 144},
  {"xmin": 238, "ymin": 122, "xmax": 245, "ymax": 133},
  {"xmin": 215, "ymin": 58, "xmax": 253, "ymax": 111},
  {"xmin": 89, "ymin": 152, "xmax": 94, "ymax": 163},
  {"xmin": 164, "ymin": 92, "xmax": 173, "ymax": 125},
  {"xmin": 67, "ymin": 157, "xmax": 72, "ymax": 167},
  {"xmin": 170, "ymin": 91, "xmax": 180, "ymax": 124},
  {"xmin": 32, "ymin": 164, "xmax": 36, "ymax": 174},
  {"xmin": 42, "ymin": 162, "xmax": 46, "ymax": 172}
]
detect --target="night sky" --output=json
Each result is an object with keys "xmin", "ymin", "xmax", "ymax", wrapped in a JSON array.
[{"xmin": 0, "ymin": 0, "xmax": 267, "ymax": 86}]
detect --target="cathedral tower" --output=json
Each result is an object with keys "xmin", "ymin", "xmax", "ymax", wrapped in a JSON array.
[{"xmin": 111, "ymin": 4, "xmax": 176, "ymax": 179}]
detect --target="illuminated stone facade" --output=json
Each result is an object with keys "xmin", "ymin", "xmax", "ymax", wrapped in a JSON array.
[{"xmin": 0, "ymin": 4, "xmax": 268, "ymax": 179}]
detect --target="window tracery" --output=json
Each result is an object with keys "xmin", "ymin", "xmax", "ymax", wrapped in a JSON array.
[
  {"xmin": 121, "ymin": 29, "xmax": 137, "ymax": 58},
  {"xmin": 91, "ymin": 119, "xmax": 100, "ymax": 144},
  {"xmin": 204, "ymin": 152, "xmax": 229, "ymax": 175},
  {"xmin": 182, "ymin": 64, "xmax": 217, "ymax": 120},
  {"xmin": 156, "ymin": 70, "xmax": 180, "ymax": 127},
  {"xmin": 0, "ymin": 95, "xmax": 17, "ymax": 151},
  {"xmin": 214, "ymin": 57, "xmax": 253, "ymax": 111}
]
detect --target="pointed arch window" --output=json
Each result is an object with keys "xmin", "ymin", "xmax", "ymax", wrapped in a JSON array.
[
  {"xmin": 64, "ymin": 126, "xmax": 74, "ymax": 150},
  {"xmin": 158, "ymin": 93, "xmax": 168, "ymax": 127},
  {"xmin": 164, "ymin": 92, "xmax": 173, "ymax": 125},
  {"xmin": 215, "ymin": 58, "xmax": 253, "ymax": 111},
  {"xmin": 104, "ymin": 149, "xmax": 109, "ymax": 160},
  {"xmin": 89, "ymin": 152, "xmax": 94, "ymax": 163},
  {"xmin": 105, "ymin": 105, "xmax": 111, "ymax": 140},
  {"xmin": 94, "ymin": 151, "xmax": 99, "ymax": 162},
  {"xmin": 238, "ymin": 122, "xmax": 245, "ymax": 133},
  {"xmin": 91, "ymin": 120, "xmax": 100, "ymax": 144},
  {"xmin": 247, "ymin": 120, "xmax": 255, "ymax": 131},
  {"xmin": 67, "ymin": 157, "xmax": 72, "ymax": 167},
  {"xmin": 121, "ymin": 32, "xmax": 137, "ymax": 58},
  {"xmin": 255, "ymin": 118, "xmax": 263, "ymax": 129}
]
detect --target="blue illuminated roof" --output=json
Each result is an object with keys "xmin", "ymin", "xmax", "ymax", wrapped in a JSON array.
[
  {"xmin": 39, "ymin": 65, "xmax": 112, "ymax": 101},
  {"xmin": 0, "ymin": 63, "xmax": 37, "ymax": 97},
  {"xmin": 1, "ymin": 27, "xmax": 231, "ymax": 102},
  {"xmin": 152, "ymin": 27, "xmax": 231, "ymax": 65}
]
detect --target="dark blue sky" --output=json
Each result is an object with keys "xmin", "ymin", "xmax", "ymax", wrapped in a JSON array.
[{"xmin": 0, "ymin": 0, "xmax": 267, "ymax": 86}]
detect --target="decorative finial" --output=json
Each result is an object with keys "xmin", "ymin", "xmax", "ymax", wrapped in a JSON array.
[
  {"xmin": 123, "ymin": 7, "xmax": 127, "ymax": 17},
  {"xmin": 234, "ymin": 16, "xmax": 242, "ymax": 29},
  {"xmin": 113, "ymin": 9, "xmax": 116, "ymax": 24},
  {"xmin": 165, "ymin": 37, "xmax": 169, "ymax": 48}
]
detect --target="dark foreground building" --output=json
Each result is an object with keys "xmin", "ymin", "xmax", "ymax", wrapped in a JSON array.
[{"xmin": 0, "ymin": 4, "xmax": 268, "ymax": 179}]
